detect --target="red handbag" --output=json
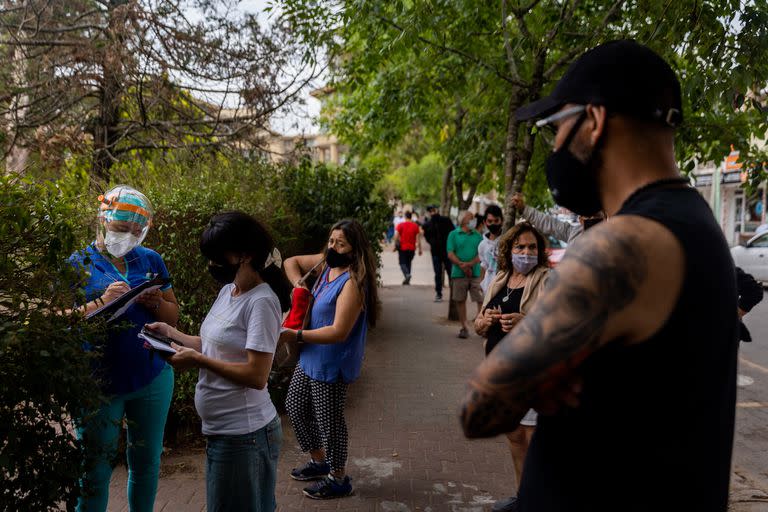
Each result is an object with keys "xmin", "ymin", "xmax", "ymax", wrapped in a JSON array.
[{"xmin": 275, "ymin": 261, "xmax": 324, "ymax": 367}]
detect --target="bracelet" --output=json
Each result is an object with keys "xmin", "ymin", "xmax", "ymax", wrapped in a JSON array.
[
  {"xmin": 95, "ymin": 297, "xmax": 104, "ymax": 306},
  {"xmin": 296, "ymin": 329, "xmax": 303, "ymax": 343}
]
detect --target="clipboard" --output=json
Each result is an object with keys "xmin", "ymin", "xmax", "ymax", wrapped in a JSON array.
[{"xmin": 86, "ymin": 275, "xmax": 170, "ymax": 323}]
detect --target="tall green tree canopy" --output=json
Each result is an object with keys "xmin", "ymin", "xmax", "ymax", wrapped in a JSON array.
[{"xmin": 276, "ymin": 0, "xmax": 768, "ymax": 223}]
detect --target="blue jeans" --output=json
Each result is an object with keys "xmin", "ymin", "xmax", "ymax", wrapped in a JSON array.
[
  {"xmin": 77, "ymin": 365, "xmax": 174, "ymax": 512},
  {"xmin": 206, "ymin": 415, "xmax": 283, "ymax": 512}
]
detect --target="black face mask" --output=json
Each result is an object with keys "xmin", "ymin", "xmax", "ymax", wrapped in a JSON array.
[
  {"xmin": 208, "ymin": 262, "xmax": 239, "ymax": 284},
  {"xmin": 326, "ymin": 248, "xmax": 353, "ymax": 269},
  {"xmin": 545, "ymin": 113, "xmax": 603, "ymax": 217},
  {"xmin": 487, "ymin": 223, "xmax": 502, "ymax": 235}
]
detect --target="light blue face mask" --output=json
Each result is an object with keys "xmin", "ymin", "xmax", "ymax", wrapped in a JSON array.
[
  {"xmin": 468, "ymin": 219, "xmax": 478, "ymax": 230},
  {"xmin": 511, "ymin": 253, "xmax": 538, "ymax": 275}
]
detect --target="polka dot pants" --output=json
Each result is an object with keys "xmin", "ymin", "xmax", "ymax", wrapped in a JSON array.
[{"xmin": 285, "ymin": 365, "xmax": 349, "ymax": 473}]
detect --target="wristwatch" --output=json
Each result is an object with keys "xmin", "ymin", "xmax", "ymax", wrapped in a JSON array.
[{"xmin": 296, "ymin": 329, "xmax": 304, "ymax": 343}]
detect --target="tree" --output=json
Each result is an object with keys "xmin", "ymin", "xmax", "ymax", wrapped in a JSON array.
[
  {"xmin": 276, "ymin": 0, "xmax": 768, "ymax": 227},
  {"xmin": 0, "ymin": 0, "xmax": 320, "ymax": 180}
]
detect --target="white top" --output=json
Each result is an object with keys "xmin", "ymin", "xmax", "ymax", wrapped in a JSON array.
[
  {"xmin": 478, "ymin": 234, "xmax": 500, "ymax": 294},
  {"xmin": 393, "ymin": 215, "xmax": 405, "ymax": 226},
  {"xmin": 195, "ymin": 282, "xmax": 281, "ymax": 435}
]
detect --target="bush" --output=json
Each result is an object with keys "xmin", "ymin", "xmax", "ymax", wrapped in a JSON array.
[
  {"xmin": 0, "ymin": 152, "xmax": 393, "ymax": 497},
  {"xmin": 0, "ymin": 172, "xmax": 107, "ymax": 511},
  {"xmin": 133, "ymin": 154, "xmax": 390, "ymax": 437}
]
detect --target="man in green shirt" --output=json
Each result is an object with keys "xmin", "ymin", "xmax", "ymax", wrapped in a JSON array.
[{"xmin": 447, "ymin": 211, "xmax": 484, "ymax": 339}]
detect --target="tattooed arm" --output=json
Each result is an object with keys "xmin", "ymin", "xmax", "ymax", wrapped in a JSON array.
[{"xmin": 460, "ymin": 215, "xmax": 684, "ymax": 438}]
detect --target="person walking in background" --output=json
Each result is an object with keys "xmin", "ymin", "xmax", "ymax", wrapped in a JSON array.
[
  {"xmin": 423, "ymin": 205, "xmax": 455, "ymax": 302},
  {"xmin": 462, "ymin": 40, "xmax": 739, "ymax": 511},
  {"xmin": 70, "ymin": 185, "xmax": 179, "ymax": 512},
  {"xmin": 478, "ymin": 204, "xmax": 504, "ymax": 294},
  {"xmin": 148, "ymin": 211, "xmax": 291, "ymax": 512},
  {"xmin": 281, "ymin": 219, "xmax": 379, "ymax": 500},
  {"xmin": 447, "ymin": 211, "xmax": 484, "ymax": 339},
  {"xmin": 474, "ymin": 222, "xmax": 550, "ymax": 512},
  {"xmin": 392, "ymin": 211, "xmax": 422, "ymax": 285}
]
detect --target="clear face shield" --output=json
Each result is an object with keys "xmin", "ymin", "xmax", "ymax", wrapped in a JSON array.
[{"xmin": 96, "ymin": 185, "xmax": 153, "ymax": 258}]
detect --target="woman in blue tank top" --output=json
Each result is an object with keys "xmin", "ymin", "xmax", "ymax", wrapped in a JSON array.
[{"xmin": 282, "ymin": 219, "xmax": 379, "ymax": 500}]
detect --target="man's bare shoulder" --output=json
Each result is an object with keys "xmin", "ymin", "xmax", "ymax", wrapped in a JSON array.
[{"xmin": 556, "ymin": 214, "xmax": 684, "ymax": 345}]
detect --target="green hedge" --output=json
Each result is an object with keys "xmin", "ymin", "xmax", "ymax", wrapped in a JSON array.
[
  {"xmin": 0, "ymin": 172, "xmax": 107, "ymax": 511},
  {"xmin": 0, "ymin": 155, "xmax": 390, "ymax": 507}
]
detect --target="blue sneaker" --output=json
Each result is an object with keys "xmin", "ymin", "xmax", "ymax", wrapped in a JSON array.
[
  {"xmin": 290, "ymin": 460, "xmax": 330, "ymax": 481},
  {"xmin": 302, "ymin": 475, "xmax": 353, "ymax": 499}
]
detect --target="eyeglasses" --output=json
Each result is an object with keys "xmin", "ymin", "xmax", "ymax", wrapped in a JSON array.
[{"xmin": 534, "ymin": 105, "xmax": 586, "ymax": 146}]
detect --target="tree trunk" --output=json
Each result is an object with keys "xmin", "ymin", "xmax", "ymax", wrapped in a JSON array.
[
  {"xmin": 502, "ymin": 90, "xmax": 525, "ymax": 230},
  {"xmin": 4, "ymin": 30, "xmax": 29, "ymax": 173},
  {"xmin": 440, "ymin": 163, "xmax": 453, "ymax": 215},
  {"xmin": 92, "ymin": 3, "xmax": 128, "ymax": 181}
]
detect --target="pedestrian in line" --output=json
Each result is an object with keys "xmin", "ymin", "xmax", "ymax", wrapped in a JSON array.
[
  {"xmin": 392, "ymin": 211, "xmax": 422, "ymax": 285},
  {"xmin": 447, "ymin": 211, "xmax": 484, "ymax": 339},
  {"xmin": 478, "ymin": 204, "xmax": 504, "ymax": 294},
  {"xmin": 474, "ymin": 222, "xmax": 550, "ymax": 512},
  {"xmin": 736, "ymin": 266, "xmax": 764, "ymax": 342},
  {"xmin": 281, "ymin": 219, "xmax": 379, "ymax": 500},
  {"xmin": 475, "ymin": 212, "xmax": 487, "ymax": 234},
  {"xmin": 148, "ymin": 211, "xmax": 290, "ymax": 512},
  {"xmin": 461, "ymin": 40, "xmax": 739, "ymax": 511},
  {"xmin": 69, "ymin": 186, "xmax": 179, "ymax": 512},
  {"xmin": 423, "ymin": 205, "xmax": 455, "ymax": 302},
  {"xmin": 509, "ymin": 193, "xmax": 604, "ymax": 244},
  {"xmin": 393, "ymin": 209, "xmax": 405, "ymax": 228}
]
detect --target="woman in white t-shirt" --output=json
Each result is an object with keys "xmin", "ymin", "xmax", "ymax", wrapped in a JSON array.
[{"xmin": 147, "ymin": 211, "xmax": 292, "ymax": 512}]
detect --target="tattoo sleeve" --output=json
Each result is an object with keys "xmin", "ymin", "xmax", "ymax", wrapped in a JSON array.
[{"xmin": 460, "ymin": 227, "xmax": 648, "ymax": 438}]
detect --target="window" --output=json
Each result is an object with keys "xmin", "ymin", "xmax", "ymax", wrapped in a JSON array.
[{"xmin": 750, "ymin": 233, "xmax": 768, "ymax": 248}]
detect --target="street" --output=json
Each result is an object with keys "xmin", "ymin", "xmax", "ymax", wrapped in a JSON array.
[{"xmin": 732, "ymin": 292, "xmax": 768, "ymax": 510}]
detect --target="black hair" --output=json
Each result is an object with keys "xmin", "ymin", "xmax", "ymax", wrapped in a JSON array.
[
  {"xmin": 200, "ymin": 211, "xmax": 292, "ymax": 312},
  {"xmin": 405, "ymin": 211, "xmax": 413, "ymax": 219},
  {"xmin": 485, "ymin": 204, "xmax": 503, "ymax": 220}
]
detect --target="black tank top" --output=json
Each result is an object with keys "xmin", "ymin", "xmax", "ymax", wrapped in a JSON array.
[{"xmin": 518, "ymin": 184, "xmax": 739, "ymax": 512}]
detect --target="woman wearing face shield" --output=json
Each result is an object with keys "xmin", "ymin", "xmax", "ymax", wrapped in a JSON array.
[
  {"xmin": 69, "ymin": 185, "xmax": 179, "ymax": 512},
  {"xmin": 280, "ymin": 219, "xmax": 379, "ymax": 500},
  {"xmin": 473, "ymin": 222, "xmax": 550, "ymax": 512}
]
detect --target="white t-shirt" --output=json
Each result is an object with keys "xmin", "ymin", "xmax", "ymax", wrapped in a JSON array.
[
  {"xmin": 195, "ymin": 282, "xmax": 281, "ymax": 436},
  {"xmin": 478, "ymin": 234, "xmax": 500, "ymax": 294}
]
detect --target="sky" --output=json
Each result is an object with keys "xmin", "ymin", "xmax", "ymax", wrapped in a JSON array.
[{"xmin": 234, "ymin": 0, "xmax": 323, "ymax": 135}]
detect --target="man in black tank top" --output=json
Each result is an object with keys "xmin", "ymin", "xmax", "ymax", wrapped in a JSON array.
[{"xmin": 460, "ymin": 40, "xmax": 738, "ymax": 511}]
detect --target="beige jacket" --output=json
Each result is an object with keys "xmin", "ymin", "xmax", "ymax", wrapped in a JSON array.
[{"xmin": 480, "ymin": 265, "xmax": 550, "ymax": 314}]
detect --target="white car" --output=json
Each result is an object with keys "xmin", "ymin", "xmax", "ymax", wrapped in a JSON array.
[{"xmin": 731, "ymin": 231, "xmax": 768, "ymax": 283}]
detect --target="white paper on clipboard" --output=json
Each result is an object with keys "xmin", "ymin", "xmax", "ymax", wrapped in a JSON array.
[
  {"xmin": 138, "ymin": 332, "xmax": 177, "ymax": 353},
  {"xmin": 108, "ymin": 284, "xmax": 163, "ymax": 322}
]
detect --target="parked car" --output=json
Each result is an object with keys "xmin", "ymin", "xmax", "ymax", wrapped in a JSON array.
[
  {"xmin": 547, "ymin": 236, "xmax": 568, "ymax": 267},
  {"xmin": 731, "ymin": 231, "xmax": 768, "ymax": 283}
]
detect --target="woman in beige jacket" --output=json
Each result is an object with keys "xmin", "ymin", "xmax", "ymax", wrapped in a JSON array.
[{"xmin": 473, "ymin": 222, "xmax": 549, "ymax": 512}]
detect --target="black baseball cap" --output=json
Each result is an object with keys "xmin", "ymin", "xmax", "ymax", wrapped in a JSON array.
[{"xmin": 515, "ymin": 40, "xmax": 683, "ymax": 127}]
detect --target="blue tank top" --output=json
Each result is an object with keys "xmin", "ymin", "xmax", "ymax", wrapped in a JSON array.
[{"xmin": 299, "ymin": 267, "xmax": 368, "ymax": 383}]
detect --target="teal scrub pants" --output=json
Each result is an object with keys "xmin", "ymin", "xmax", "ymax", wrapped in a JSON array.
[{"xmin": 77, "ymin": 365, "xmax": 174, "ymax": 512}]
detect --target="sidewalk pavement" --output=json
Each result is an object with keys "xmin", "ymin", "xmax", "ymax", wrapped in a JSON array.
[
  {"xmin": 108, "ymin": 248, "xmax": 511, "ymax": 511},
  {"xmin": 105, "ymin": 248, "xmax": 759, "ymax": 511}
]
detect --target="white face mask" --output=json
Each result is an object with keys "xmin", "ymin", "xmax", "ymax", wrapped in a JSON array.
[
  {"xmin": 468, "ymin": 219, "xmax": 478, "ymax": 230},
  {"xmin": 104, "ymin": 231, "xmax": 140, "ymax": 258}
]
